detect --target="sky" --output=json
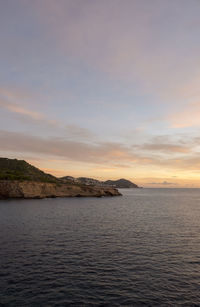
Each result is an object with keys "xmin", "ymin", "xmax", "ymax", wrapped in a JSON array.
[{"xmin": 1, "ymin": 0, "xmax": 200, "ymax": 187}]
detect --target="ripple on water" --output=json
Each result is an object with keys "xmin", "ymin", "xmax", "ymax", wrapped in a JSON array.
[{"xmin": 0, "ymin": 189, "xmax": 200, "ymax": 306}]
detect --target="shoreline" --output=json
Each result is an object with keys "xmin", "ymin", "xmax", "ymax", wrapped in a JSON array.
[{"xmin": 0, "ymin": 180, "xmax": 122, "ymax": 199}]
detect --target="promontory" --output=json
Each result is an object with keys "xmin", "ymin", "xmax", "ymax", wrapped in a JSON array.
[{"xmin": 0, "ymin": 158, "xmax": 121, "ymax": 199}]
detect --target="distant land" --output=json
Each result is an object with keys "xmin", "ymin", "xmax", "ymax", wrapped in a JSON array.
[
  {"xmin": 0, "ymin": 158, "xmax": 121, "ymax": 199},
  {"xmin": 61, "ymin": 176, "xmax": 139, "ymax": 188}
]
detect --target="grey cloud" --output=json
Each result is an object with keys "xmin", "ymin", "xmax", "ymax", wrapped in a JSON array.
[
  {"xmin": 1, "ymin": 130, "xmax": 200, "ymax": 171},
  {"xmin": 0, "ymin": 130, "xmax": 136, "ymax": 164},
  {"xmin": 138, "ymin": 134, "xmax": 194, "ymax": 154},
  {"xmin": 149, "ymin": 181, "xmax": 178, "ymax": 185},
  {"xmin": 65, "ymin": 124, "xmax": 95, "ymax": 139},
  {"xmin": 140, "ymin": 143, "xmax": 191, "ymax": 153}
]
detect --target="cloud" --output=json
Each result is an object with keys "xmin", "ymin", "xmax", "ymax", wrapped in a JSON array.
[
  {"xmin": 0, "ymin": 99, "xmax": 44, "ymax": 120},
  {"xmin": 149, "ymin": 181, "xmax": 178, "ymax": 185},
  {"xmin": 0, "ymin": 88, "xmax": 94, "ymax": 140},
  {"xmin": 0, "ymin": 130, "xmax": 136, "ymax": 164},
  {"xmin": 0, "ymin": 88, "xmax": 58, "ymax": 126},
  {"xmin": 140, "ymin": 143, "xmax": 191, "ymax": 154},
  {"xmin": 65, "ymin": 124, "xmax": 95, "ymax": 139},
  {"xmin": 136, "ymin": 135, "xmax": 194, "ymax": 154},
  {"xmin": 1, "ymin": 130, "xmax": 200, "ymax": 173},
  {"xmin": 0, "ymin": 129, "xmax": 170, "ymax": 170}
]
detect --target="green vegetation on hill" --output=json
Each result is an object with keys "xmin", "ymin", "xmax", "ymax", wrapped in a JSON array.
[
  {"xmin": 0, "ymin": 158, "xmax": 139, "ymax": 189},
  {"xmin": 0, "ymin": 158, "xmax": 59, "ymax": 183},
  {"xmin": 104, "ymin": 178, "xmax": 139, "ymax": 188},
  {"xmin": 61, "ymin": 176, "xmax": 139, "ymax": 188}
]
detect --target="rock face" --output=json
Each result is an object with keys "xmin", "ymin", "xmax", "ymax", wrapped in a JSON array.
[
  {"xmin": 0, "ymin": 158, "xmax": 122, "ymax": 199},
  {"xmin": 0, "ymin": 180, "xmax": 121, "ymax": 199}
]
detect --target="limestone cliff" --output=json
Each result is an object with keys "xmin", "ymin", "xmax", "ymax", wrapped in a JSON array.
[{"xmin": 0, "ymin": 180, "xmax": 121, "ymax": 199}]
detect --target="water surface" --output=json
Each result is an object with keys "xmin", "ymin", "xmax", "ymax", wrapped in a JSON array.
[{"xmin": 0, "ymin": 188, "xmax": 200, "ymax": 306}]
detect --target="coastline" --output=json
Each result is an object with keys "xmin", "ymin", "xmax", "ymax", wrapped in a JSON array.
[{"xmin": 0, "ymin": 180, "xmax": 122, "ymax": 199}]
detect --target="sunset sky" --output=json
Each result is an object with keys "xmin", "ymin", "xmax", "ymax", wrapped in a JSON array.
[{"xmin": 1, "ymin": 0, "xmax": 200, "ymax": 187}]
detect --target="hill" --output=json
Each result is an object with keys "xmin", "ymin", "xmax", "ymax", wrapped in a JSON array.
[
  {"xmin": 61, "ymin": 176, "xmax": 139, "ymax": 188},
  {"xmin": 104, "ymin": 178, "xmax": 139, "ymax": 188},
  {"xmin": 0, "ymin": 158, "xmax": 121, "ymax": 198},
  {"xmin": 0, "ymin": 158, "xmax": 59, "ymax": 183}
]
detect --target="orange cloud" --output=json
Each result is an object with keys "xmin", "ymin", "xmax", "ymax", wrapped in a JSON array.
[
  {"xmin": 0, "ymin": 88, "xmax": 56, "ymax": 124},
  {"xmin": 0, "ymin": 88, "xmax": 94, "ymax": 139},
  {"xmin": 6, "ymin": 103, "xmax": 43, "ymax": 120},
  {"xmin": 140, "ymin": 143, "xmax": 191, "ymax": 153},
  {"xmin": 0, "ymin": 129, "xmax": 200, "ymax": 172}
]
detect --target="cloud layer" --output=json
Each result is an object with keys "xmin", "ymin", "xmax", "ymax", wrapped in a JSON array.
[
  {"xmin": 1, "ymin": 130, "xmax": 200, "ymax": 173},
  {"xmin": 1, "ymin": 1, "xmax": 200, "ymax": 186}
]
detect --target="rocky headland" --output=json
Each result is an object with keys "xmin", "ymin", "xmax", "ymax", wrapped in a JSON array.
[
  {"xmin": 0, "ymin": 180, "xmax": 121, "ymax": 199},
  {"xmin": 0, "ymin": 158, "xmax": 121, "ymax": 199}
]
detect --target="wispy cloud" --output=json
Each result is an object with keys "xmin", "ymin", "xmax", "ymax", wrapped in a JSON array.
[
  {"xmin": 65, "ymin": 124, "xmax": 95, "ymax": 139},
  {"xmin": 0, "ymin": 88, "xmax": 94, "ymax": 140},
  {"xmin": 140, "ymin": 143, "xmax": 191, "ymax": 154},
  {"xmin": 0, "ymin": 88, "xmax": 58, "ymax": 126},
  {"xmin": 0, "ymin": 99, "xmax": 44, "ymax": 120},
  {"xmin": 148, "ymin": 181, "xmax": 178, "ymax": 185}
]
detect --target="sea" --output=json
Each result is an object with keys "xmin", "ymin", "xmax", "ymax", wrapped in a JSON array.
[{"xmin": 0, "ymin": 188, "xmax": 200, "ymax": 306}]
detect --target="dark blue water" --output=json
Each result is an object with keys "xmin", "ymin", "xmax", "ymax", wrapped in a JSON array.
[{"xmin": 1, "ymin": 188, "xmax": 200, "ymax": 306}]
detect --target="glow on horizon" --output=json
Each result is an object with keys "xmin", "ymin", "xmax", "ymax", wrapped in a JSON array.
[{"xmin": 1, "ymin": 0, "xmax": 200, "ymax": 187}]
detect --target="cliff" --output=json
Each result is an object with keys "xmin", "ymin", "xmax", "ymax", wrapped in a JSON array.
[
  {"xmin": 0, "ymin": 180, "xmax": 121, "ymax": 199},
  {"xmin": 0, "ymin": 158, "xmax": 122, "ymax": 199}
]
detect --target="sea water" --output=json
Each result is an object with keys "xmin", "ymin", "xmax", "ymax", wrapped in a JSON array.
[{"xmin": 0, "ymin": 188, "xmax": 200, "ymax": 306}]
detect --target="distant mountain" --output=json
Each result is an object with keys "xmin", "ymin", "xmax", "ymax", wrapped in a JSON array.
[
  {"xmin": 104, "ymin": 178, "xmax": 139, "ymax": 188},
  {"xmin": 61, "ymin": 176, "xmax": 139, "ymax": 188},
  {"xmin": 0, "ymin": 158, "xmax": 59, "ymax": 183}
]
